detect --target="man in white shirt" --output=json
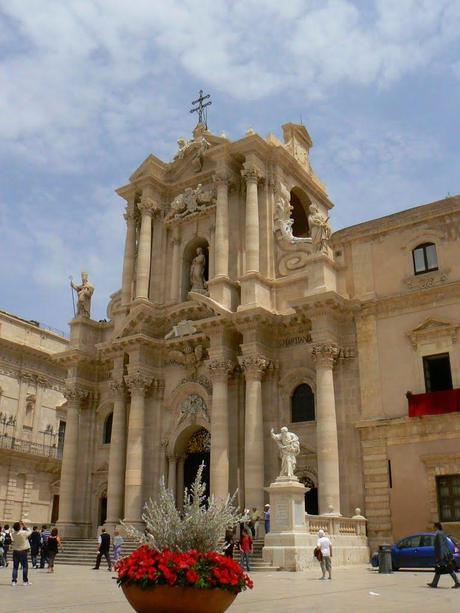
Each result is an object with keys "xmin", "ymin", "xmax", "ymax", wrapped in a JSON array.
[
  {"xmin": 11, "ymin": 519, "xmax": 32, "ymax": 586},
  {"xmin": 317, "ymin": 529, "xmax": 333, "ymax": 580}
]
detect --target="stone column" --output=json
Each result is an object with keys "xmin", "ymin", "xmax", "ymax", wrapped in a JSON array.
[
  {"xmin": 214, "ymin": 174, "xmax": 229, "ymax": 278},
  {"xmin": 15, "ymin": 373, "xmax": 34, "ymax": 435},
  {"xmin": 121, "ymin": 203, "xmax": 137, "ymax": 306},
  {"xmin": 176, "ymin": 456, "xmax": 185, "ymax": 510},
  {"xmin": 135, "ymin": 196, "xmax": 157, "ymax": 299},
  {"xmin": 241, "ymin": 165, "xmax": 261, "ymax": 273},
  {"xmin": 124, "ymin": 371, "xmax": 152, "ymax": 525},
  {"xmin": 57, "ymin": 385, "xmax": 88, "ymax": 533},
  {"xmin": 168, "ymin": 455, "xmax": 177, "ymax": 499},
  {"xmin": 239, "ymin": 355, "xmax": 269, "ymax": 510},
  {"xmin": 208, "ymin": 359, "xmax": 233, "ymax": 499},
  {"xmin": 105, "ymin": 376, "xmax": 127, "ymax": 529},
  {"xmin": 169, "ymin": 227, "xmax": 181, "ymax": 302},
  {"xmin": 312, "ymin": 344, "xmax": 341, "ymax": 515}
]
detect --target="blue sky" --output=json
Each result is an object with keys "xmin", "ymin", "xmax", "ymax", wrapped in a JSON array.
[{"xmin": 1, "ymin": 0, "xmax": 459, "ymax": 331}]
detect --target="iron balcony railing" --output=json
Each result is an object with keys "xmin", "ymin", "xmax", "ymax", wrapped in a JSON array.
[{"xmin": 0, "ymin": 434, "xmax": 63, "ymax": 460}]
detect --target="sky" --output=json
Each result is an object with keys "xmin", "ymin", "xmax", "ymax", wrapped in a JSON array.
[{"xmin": 0, "ymin": 0, "xmax": 459, "ymax": 332}]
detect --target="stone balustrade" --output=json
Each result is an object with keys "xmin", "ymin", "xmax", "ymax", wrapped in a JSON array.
[{"xmin": 306, "ymin": 513, "xmax": 367, "ymax": 537}]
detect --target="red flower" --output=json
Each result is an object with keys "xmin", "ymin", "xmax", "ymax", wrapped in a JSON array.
[{"xmin": 185, "ymin": 569, "xmax": 200, "ymax": 585}]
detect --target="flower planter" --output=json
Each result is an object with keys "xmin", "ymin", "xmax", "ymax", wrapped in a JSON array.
[{"xmin": 122, "ymin": 583, "xmax": 237, "ymax": 613}]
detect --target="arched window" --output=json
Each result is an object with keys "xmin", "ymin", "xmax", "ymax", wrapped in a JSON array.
[
  {"xmin": 412, "ymin": 243, "xmax": 438, "ymax": 275},
  {"xmin": 290, "ymin": 187, "xmax": 311, "ymax": 238},
  {"xmin": 103, "ymin": 412, "xmax": 113, "ymax": 444},
  {"xmin": 291, "ymin": 384, "xmax": 315, "ymax": 422}
]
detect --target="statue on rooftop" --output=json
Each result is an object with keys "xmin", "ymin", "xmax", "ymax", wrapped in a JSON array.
[{"xmin": 71, "ymin": 272, "xmax": 94, "ymax": 318}]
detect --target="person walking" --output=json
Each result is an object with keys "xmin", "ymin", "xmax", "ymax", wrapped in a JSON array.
[
  {"xmin": 93, "ymin": 528, "xmax": 112, "ymax": 571},
  {"xmin": 2, "ymin": 524, "xmax": 12, "ymax": 567},
  {"xmin": 317, "ymin": 529, "xmax": 332, "ymax": 580},
  {"xmin": 249, "ymin": 507, "xmax": 260, "ymax": 539},
  {"xmin": 112, "ymin": 530, "xmax": 124, "ymax": 564},
  {"xmin": 39, "ymin": 525, "xmax": 51, "ymax": 569},
  {"xmin": 264, "ymin": 505, "xmax": 271, "ymax": 535},
  {"xmin": 0, "ymin": 530, "xmax": 5, "ymax": 567},
  {"xmin": 239, "ymin": 528, "xmax": 253, "ymax": 572},
  {"xmin": 11, "ymin": 519, "xmax": 32, "ymax": 586},
  {"xmin": 46, "ymin": 528, "xmax": 62, "ymax": 573},
  {"xmin": 29, "ymin": 526, "xmax": 41, "ymax": 569},
  {"xmin": 427, "ymin": 522, "xmax": 460, "ymax": 589}
]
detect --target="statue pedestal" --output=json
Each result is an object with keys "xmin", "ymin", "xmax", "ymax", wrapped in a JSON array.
[{"xmin": 262, "ymin": 478, "xmax": 311, "ymax": 571}]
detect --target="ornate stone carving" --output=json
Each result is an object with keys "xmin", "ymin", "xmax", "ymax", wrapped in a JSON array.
[
  {"xmin": 238, "ymin": 355, "xmax": 270, "ymax": 380},
  {"xmin": 187, "ymin": 427, "xmax": 211, "ymax": 453},
  {"xmin": 403, "ymin": 268, "xmax": 449, "ymax": 291},
  {"xmin": 166, "ymin": 183, "xmax": 216, "ymax": 221},
  {"xmin": 177, "ymin": 393, "xmax": 209, "ymax": 425},
  {"xmin": 70, "ymin": 272, "xmax": 94, "ymax": 318},
  {"xmin": 138, "ymin": 196, "xmax": 160, "ymax": 216},
  {"xmin": 241, "ymin": 164, "xmax": 262, "ymax": 183},
  {"xmin": 274, "ymin": 182, "xmax": 312, "ymax": 246},
  {"xmin": 208, "ymin": 359, "xmax": 234, "ymax": 382},
  {"xmin": 124, "ymin": 371, "xmax": 153, "ymax": 393},
  {"xmin": 308, "ymin": 204, "xmax": 332, "ymax": 253},
  {"xmin": 311, "ymin": 344, "xmax": 339, "ymax": 367},
  {"xmin": 167, "ymin": 343, "xmax": 206, "ymax": 369},
  {"xmin": 164, "ymin": 320, "xmax": 197, "ymax": 339},
  {"xmin": 407, "ymin": 317, "xmax": 459, "ymax": 349},
  {"xmin": 271, "ymin": 426, "xmax": 300, "ymax": 479},
  {"xmin": 64, "ymin": 385, "xmax": 89, "ymax": 402},
  {"xmin": 173, "ymin": 133, "xmax": 211, "ymax": 172},
  {"xmin": 109, "ymin": 376, "xmax": 125, "ymax": 397}
]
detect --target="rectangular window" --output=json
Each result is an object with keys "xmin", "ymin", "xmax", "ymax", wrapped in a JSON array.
[
  {"xmin": 437, "ymin": 475, "xmax": 460, "ymax": 522},
  {"xmin": 413, "ymin": 248, "xmax": 426, "ymax": 273},
  {"xmin": 423, "ymin": 353, "xmax": 453, "ymax": 392},
  {"xmin": 58, "ymin": 420, "xmax": 66, "ymax": 453}
]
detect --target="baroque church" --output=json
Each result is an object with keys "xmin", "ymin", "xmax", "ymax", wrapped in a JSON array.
[{"xmin": 2, "ymin": 116, "xmax": 459, "ymax": 553}]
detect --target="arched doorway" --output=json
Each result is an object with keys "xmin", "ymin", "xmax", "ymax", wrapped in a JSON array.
[
  {"xmin": 183, "ymin": 428, "xmax": 211, "ymax": 499},
  {"xmin": 300, "ymin": 476, "xmax": 319, "ymax": 515}
]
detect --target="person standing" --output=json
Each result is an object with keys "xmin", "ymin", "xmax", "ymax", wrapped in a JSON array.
[
  {"xmin": 46, "ymin": 528, "xmax": 62, "ymax": 573},
  {"xmin": 317, "ymin": 529, "xmax": 332, "ymax": 580},
  {"xmin": 39, "ymin": 525, "xmax": 51, "ymax": 568},
  {"xmin": 2, "ymin": 524, "xmax": 12, "ymax": 567},
  {"xmin": 11, "ymin": 520, "xmax": 32, "ymax": 586},
  {"xmin": 427, "ymin": 522, "xmax": 460, "ymax": 589},
  {"xmin": 0, "ymin": 530, "xmax": 5, "ymax": 567},
  {"xmin": 29, "ymin": 526, "xmax": 41, "ymax": 569},
  {"xmin": 239, "ymin": 528, "xmax": 253, "ymax": 572},
  {"xmin": 264, "ymin": 505, "xmax": 271, "ymax": 535},
  {"xmin": 112, "ymin": 530, "xmax": 124, "ymax": 564},
  {"xmin": 223, "ymin": 529, "xmax": 235, "ymax": 559},
  {"xmin": 249, "ymin": 507, "xmax": 260, "ymax": 539},
  {"xmin": 93, "ymin": 528, "xmax": 112, "ymax": 571}
]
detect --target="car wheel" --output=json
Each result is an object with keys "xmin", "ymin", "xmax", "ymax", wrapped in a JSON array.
[{"xmin": 392, "ymin": 564, "xmax": 399, "ymax": 572}]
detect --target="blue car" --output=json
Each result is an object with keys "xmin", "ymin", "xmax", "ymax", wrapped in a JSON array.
[{"xmin": 371, "ymin": 532, "xmax": 460, "ymax": 570}]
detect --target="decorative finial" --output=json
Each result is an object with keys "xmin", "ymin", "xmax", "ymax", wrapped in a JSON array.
[
  {"xmin": 246, "ymin": 127, "xmax": 255, "ymax": 136},
  {"xmin": 190, "ymin": 90, "xmax": 212, "ymax": 129}
]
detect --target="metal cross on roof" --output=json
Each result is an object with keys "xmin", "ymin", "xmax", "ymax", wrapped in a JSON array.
[{"xmin": 190, "ymin": 90, "xmax": 212, "ymax": 128}]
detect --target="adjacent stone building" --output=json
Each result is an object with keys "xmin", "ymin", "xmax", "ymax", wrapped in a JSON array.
[
  {"xmin": 24, "ymin": 120, "xmax": 459, "ymax": 549},
  {"xmin": 0, "ymin": 310, "xmax": 68, "ymax": 525}
]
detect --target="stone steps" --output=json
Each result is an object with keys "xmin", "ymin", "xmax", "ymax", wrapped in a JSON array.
[{"xmin": 54, "ymin": 538, "xmax": 278, "ymax": 572}]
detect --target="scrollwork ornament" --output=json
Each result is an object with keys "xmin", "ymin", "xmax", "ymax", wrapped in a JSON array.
[
  {"xmin": 138, "ymin": 196, "xmax": 160, "ymax": 216},
  {"xmin": 64, "ymin": 385, "xmax": 89, "ymax": 402},
  {"xmin": 311, "ymin": 344, "xmax": 339, "ymax": 368},
  {"xmin": 124, "ymin": 371, "xmax": 153, "ymax": 394},
  {"xmin": 207, "ymin": 359, "xmax": 234, "ymax": 382},
  {"xmin": 109, "ymin": 377, "xmax": 125, "ymax": 397},
  {"xmin": 241, "ymin": 165, "xmax": 262, "ymax": 184},
  {"xmin": 238, "ymin": 355, "xmax": 270, "ymax": 380}
]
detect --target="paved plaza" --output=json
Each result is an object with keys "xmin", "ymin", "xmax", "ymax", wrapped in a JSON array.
[{"xmin": 1, "ymin": 563, "xmax": 459, "ymax": 613}]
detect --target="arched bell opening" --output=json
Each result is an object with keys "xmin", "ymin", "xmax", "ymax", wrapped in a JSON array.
[{"xmin": 290, "ymin": 187, "xmax": 312, "ymax": 238}]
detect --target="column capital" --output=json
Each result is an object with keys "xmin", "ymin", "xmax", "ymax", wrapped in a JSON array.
[
  {"xmin": 208, "ymin": 359, "xmax": 234, "ymax": 382},
  {"xmin": 109, "ymin": 375, "xmax": 126, "ymax": 398},
  {"xmin": 123, "ymin": 206, "xmax": 136, "ymax": 223},
  {"xmin": 213, "ymin": 172, "xmax": 230, "ymax": 187},
  {"xmin": 241, "ymin": 164, "xmax": 263, "ymax": 184},
  {"xmin": 138, "ymin": 196, "xmax": 160, "ymax": 217},
  {"xmin": 311, "ymin": 343, "xmax": 339, "ymax": 368},
  {"xmin": 238, "ymin": 355, "xmax": 270, "ymax": 380},
  {"xmin": 124, "ymin": 371, "xmax": 153, "ymax": 394},
  {"xmin": 64, "ymin": 385, "xmax": 89, "ymax": 402}
]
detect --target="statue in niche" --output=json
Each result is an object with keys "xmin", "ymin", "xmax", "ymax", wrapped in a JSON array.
[
  {"xmin": 308, "ymin": 204, "xmax": 331, "ymax": 253},
  {"xmin": 71, "ymin": 272, "xmax": 94, "ymax": 318},
  {"xmin": 271, "ymin": 426, "xmax": 300, "ymax": 479},
  {"xmin": 190, "ymin": 247, "xmax": 207, "ymax": 292}
]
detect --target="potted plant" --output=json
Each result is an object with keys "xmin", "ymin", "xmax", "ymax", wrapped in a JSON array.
[{"xmin": 116, "ymin": 465, "xmax": 253, "ymax": 613}]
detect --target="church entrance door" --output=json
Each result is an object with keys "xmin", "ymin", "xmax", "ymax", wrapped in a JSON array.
[{"xmin": 183, "ymin": 428, "xmax": 210, "ymax": 500}]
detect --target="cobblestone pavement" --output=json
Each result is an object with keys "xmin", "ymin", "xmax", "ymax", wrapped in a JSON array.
[{"xmin": 1, "ymin": 564, "xmax": 459, "ymax": 612}]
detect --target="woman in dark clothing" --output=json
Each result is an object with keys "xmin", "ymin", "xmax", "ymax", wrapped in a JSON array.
[
  {"xmin": 223, "ymin": 529, "xmax": 235, "ymax": 559},
  {"xmin": 46, "ymin": 528, "xmax": 62, "ymax": 573},
  {"xmin": 29, "ymin": 526, "xmax": 41, "ymax": 569}
]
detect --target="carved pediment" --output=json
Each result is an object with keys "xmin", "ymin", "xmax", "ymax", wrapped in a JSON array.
[{"xmin": 408, "ymin": 317, "xmax": 459, "ymax": 348}]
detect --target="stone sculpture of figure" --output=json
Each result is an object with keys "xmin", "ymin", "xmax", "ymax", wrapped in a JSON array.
[
  {"xmin": 271, "ymin": 426, "xmax": 300, "ymax": 479},
  {"xmin": 71, "ymin": 272, "xmax": 94, "ymax": 318},
  {"xmin": 173, "ymin": 137, "xmax": 190, "ymax": 161},
  {"xmin": 308, "ymin": 204, "xmax": 332, "ymax": 253},
  {"xmin": 190, "ymin": 247, "xmax": 207, "ymax": 292}
]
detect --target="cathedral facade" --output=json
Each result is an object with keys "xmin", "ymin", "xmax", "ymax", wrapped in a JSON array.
[{"xmin": 52, "ymin": 122, "xmax": 460, "ymax": 549}]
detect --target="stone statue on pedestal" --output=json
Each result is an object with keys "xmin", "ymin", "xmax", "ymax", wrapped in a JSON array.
[
  {"xmin": 308, "ymin": 204, "xmax": 331, "ymax": 253},
  {"xmin": 71, "ymin": 272, "xmax": 94, "ymax": 318},
  {"xmin": 271, "ymin": 426, "xmax": 300, "ymax": 479},
  {"xmin": 190, "ymin": 247, "xmax": 207, "ymax": 292}
]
